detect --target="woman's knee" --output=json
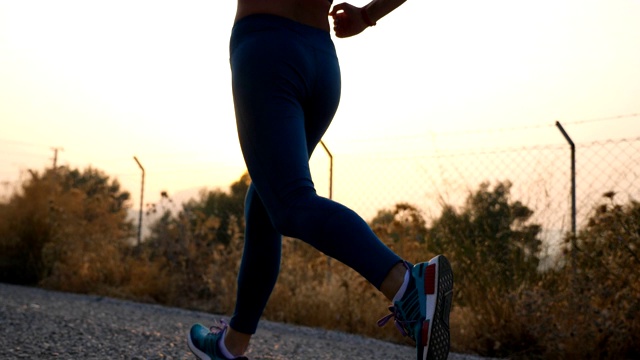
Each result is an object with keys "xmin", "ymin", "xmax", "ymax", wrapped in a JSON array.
[{"xmin": 269, "ymin": 190, "xmax": 323, "ymax": 237}]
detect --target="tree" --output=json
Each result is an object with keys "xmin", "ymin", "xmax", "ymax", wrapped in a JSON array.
[
  {"xmin": 182, "ymin": 173, "xmax": 249, "ymax": 246},
  {"xmin": 0, "ymin": 166, "xmax": 133, "ymax": 286},
  {"xmin": 516, "ymin": 194, "xmax": 640, "ymax": 359},
  {"xmin": 428, "ymin": 181, "xmax": 542, "ymax": 304},
  {"xmin": 370, "ymin": 203, "xmax": 431, "ymax": 263},
  {"xmin": 563, "ymin": 194, "xmax": 640, "ymax": 358},
  {"xmin": 144, "ymin": 173, "xmax": 250, "ymax": 269}
]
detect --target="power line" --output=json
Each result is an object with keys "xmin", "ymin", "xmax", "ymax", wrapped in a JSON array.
[
  {"xmin": 430, "ymin": 113, "xmax": 640, "ymax": 137},
  {"xmin": 0, "ymin": 150, "xmax": 50, "ymax": 159},
  {"xmin": 429, "ymin": 122, "xmax": 552, "ymax": 137},
  {"xmin": 0, "ymin": 138, "xmax": 51, "ymax": 148},
  {"xmin": 560, "ymin": 113, "xmax": 640, "ymax": 126},
  {"xmin": 342, "ymin": 112, "xmax": 640, "ymax": 142}
]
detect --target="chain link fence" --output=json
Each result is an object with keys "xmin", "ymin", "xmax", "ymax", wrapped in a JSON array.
[{"xmin": 311, "ymin": 126, "xmax": 640, "ymax": 257}]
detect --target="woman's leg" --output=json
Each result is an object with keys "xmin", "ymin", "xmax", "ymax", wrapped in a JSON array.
[
  {"xmin": 229, "ymin": 15, "xmax": 402, "ymax": 337},
  {"xmin": 187, "ymin": 15, "xmax": 452, "ymax": 360},
  {"xmin": 229, "ymin": 185, "xmax": 281, "ymax": 335}
]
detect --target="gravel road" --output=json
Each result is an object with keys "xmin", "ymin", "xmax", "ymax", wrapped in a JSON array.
[{"xmin": 0, "ymin": 283, "xmax": 485, "ymax": 359}]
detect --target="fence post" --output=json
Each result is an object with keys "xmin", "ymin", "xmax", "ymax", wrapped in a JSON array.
[
  {"xmin": 320, "ymin": 140, "xmax": 333, "ymax": 282},
  {"xmin": 555, "ymin": 121, "xmax": 577, "ymax": 269},
  {"xmin": 133, "ymin": 156, "xmax": 145, "ymax": 247},
  {"xmin": 320, "ymin": 140, "xmax": 333, "ymax": 200},
  {"xmin": 555, "ymin": 122, "xmax": 576, "ymax": 236}
]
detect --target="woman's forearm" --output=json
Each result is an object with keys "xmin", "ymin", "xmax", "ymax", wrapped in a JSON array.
[{"xmin": 363, "ymin": 0, "xmax": 407, "ymax": 24}]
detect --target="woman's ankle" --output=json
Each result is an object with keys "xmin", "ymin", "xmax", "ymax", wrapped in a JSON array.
[
  {"xmin": 224, "ymin": 326, "xmax": 252, "ymax": 357},
  {"xmin": 380, "ymin": 261, "xmax": 409, "ymax": 301}
]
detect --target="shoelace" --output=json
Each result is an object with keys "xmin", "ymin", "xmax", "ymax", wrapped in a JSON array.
[
  {"xmin": 377, "ymin": 305, "xmax": 417, "ymax": 338},
  {"xmin": 209, "ymin": 319, "xmax": 229, "ymax": 334}
]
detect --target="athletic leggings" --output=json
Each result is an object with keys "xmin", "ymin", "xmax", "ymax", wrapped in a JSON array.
[{"xmin": 229, "ymin": 14, "xmax": 402, "ymax": 334}]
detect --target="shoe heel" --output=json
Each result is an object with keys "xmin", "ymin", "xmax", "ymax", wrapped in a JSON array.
[
  {"xmin": 424, "ymin": 263, "xmax": 436, "ymax": 295},
  {"xmin": 421, "ymin": 319, "xmax": 430, "ymax": 347}
]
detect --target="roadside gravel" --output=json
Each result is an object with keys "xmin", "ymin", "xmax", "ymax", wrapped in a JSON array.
[{"xmin": 0, "ymin": 283, "xmax": 486, "ymax": 359}]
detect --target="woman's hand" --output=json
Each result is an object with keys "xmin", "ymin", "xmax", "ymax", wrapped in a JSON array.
[{"xmin": 330, "ymin": 3, "xmax": 370, "ymax": 38}]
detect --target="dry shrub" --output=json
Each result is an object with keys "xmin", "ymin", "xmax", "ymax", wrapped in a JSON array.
[
  {"xmin": 0, "ymin": 167, "xmax": 134, "ymax": 291},
  {"xmin": 138, "ymin": 208, "xmax": 244, "ymax": 313},
  {"xmin": 36, "ymin": 173, "xmax": 133, "ymax": 296},
  {"xmin": 114, "ymin": 253, "xmax": 172, "ymax": 303},
  {"xmin": 453, "ymin": 196, "xmax": 640, "ymax": 359},
  {"xmin": 519, "ymin": 197, "xmax": 640, "ymax": 359},
  {"xmin": 557, "ymin": 197, "xmax": 640, "ymax": 359},
  {"xmin": 0, "ymin": 176, "xmax": 53, "ymax": 284},
  {"xmin": 447, "ymin": 276, "xmax": 543, "ymax": 358}
]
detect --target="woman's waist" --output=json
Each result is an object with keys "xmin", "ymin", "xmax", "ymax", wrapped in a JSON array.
[{"xmin": 235, "ymin": 0, "xmax": 332, "ymax": 32}]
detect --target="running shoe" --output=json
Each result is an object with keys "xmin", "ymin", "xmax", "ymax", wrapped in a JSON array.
[
  {"xmin": 187, "ymin": 321, "xmax": 249, "ymax": 360},
  {"xmin": 378, "ymin": 255, "xmax": 454, "ymax": 360}
]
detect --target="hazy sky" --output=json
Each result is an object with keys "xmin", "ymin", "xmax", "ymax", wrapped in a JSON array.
[{"xmin": 1, "ymin": 0, "xmax": 639, "ymax": 208}]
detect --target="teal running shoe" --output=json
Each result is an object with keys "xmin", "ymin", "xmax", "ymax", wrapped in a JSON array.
[
  {"xmin": 378, "ymin": 255, "xmax": 454, "ymax": 360},
  {"xmin": 187, "ymin": 321, "xmax": 249, "ymax": 360}
]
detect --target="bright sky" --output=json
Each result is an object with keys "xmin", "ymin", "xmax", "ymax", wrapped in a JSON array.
[{"xmin": 1, "ymin": 0, "xmax": 639, "ymax": 209}]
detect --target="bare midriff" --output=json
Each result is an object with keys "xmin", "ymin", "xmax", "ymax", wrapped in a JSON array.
[{"xmin": 235, "ymin": 0, "xmax": 332, "ymax": 32}]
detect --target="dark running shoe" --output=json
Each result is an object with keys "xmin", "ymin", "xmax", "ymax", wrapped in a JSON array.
[{"xmin": 187, "ymin": 320, "xmax": 249, "ymax": 360}]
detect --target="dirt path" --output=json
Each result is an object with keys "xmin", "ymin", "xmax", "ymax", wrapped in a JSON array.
[{"xmin": 0, "ymin": 283, "xmax": 486, "ymax": 359}]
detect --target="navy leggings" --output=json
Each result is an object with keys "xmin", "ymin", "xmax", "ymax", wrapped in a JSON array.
[{"xmin": 229, "ymin": 14, "xmax": 402, "ymax": 334}]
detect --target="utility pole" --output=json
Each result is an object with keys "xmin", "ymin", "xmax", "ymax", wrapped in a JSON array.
[
  {"xmin": 51, "ymin": 147, "xmax": 64, "ymax": 169},
  {"xmin": 133, "ymin": 156, "xmax": 145, "ymax": 247}
]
